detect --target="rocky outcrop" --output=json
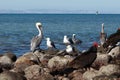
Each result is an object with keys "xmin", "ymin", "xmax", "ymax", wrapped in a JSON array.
[
  {"xmin": 0, "ymin": 71, "xmax": 26, "ymax": 80},
  {"xmin": 48, "ymin": 55, "xmax": 73, "ymax": 72},
  {"xmin": 92, "ymin": 53, "xmax": 112, "ymax": 70},
  {"xmin": 99, "ymin": 64, "xmax": 120, "ymax": 76},
  {"xmin": 82, "ymin": 69, "xmax": 102, "ymax": 80}
]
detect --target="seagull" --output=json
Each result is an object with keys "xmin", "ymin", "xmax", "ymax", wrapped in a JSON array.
[
  {"xmin": 72, "ymin": 34, "xmax": 82, "ymax": 45},
  {"xmin": 46, "ymin": 37, "xmax": 56, "ymax": 49},
  {"xmin": 66, "ymin": 45, "xmax": 73, "ymax": 53},
  {"xmin": 63, "ymin": 35, "xmax": 73, "ymax": 45},
  {"xmin": 30, "ymin": 22, "xmax": 43, "ymax": 52}
]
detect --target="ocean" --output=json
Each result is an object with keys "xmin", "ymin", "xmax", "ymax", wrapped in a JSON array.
[{"xmin": 0, "ymin": 14, "xmax": 120, "ymax": 56}]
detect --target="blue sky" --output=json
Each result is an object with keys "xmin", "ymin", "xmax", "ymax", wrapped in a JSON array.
[{"xmin": 0, "ymin": 0, "xmax": 120, "ymax": 13}]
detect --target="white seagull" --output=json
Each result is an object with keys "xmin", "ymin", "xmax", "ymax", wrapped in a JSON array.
[{"xmin": 46, "ymin": 37, "xmax": 56, "ymax": 49}]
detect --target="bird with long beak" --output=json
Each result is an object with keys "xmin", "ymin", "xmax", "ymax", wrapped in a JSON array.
[
  {"xmin": 30, "ymin": 22, "xmax": 43, "ymax": 52},
  {"xmin": 30, "ymin": 22, "xmax": 43, "ymax": 66},
  {"xmin": 100, "ymin": 23, "xmax": 107, "ymax": 46}
]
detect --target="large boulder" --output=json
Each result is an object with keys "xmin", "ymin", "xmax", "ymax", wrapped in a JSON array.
[
  {"xmin": 0, "ymin": 56, "xmax": 14, "ymax": 70},
  {"xmin": 48, "ymin": 55, "xmax": 73, "ymax": 72},
  {"xmin": 4, "ymin": 52, "xmax": 17, "ymax": 62},
  {"xmin": 83, "ymin": 69, "xmax": 102, "ymax": 80},
  {"xmin": 0, "ymin": 71, "xmax": 26, "ymax": 80},
  {"xmin": 25, "ymin": 65, "xmax": 43, "ymax": 80},
  {"xmin": 108, "ymin": 46, "xmax": 120, "ymax": 58},
  {"xmin": 99, "ymin": 64, "xmax": 120, "ymax": 76},
  {"xmin": 14, "ymin": 56, "xmax": 36, "ymax": 73},
  {"xmin": 68, "ymin": 70, "xmax": 83, "ymax": 80},
  {"xmin": 92, "ymin": 53, "xmax": 112, "ymax": 70}
]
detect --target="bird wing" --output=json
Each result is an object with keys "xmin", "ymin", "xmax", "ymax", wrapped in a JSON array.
[
  {"xmin": 51, "ymin": 41, "xmax": 56, "ymax": 48},
  {"xmin": 30, "ymin": 36, "xmax": 42, "ymax": 52},
  {"xmin": 68, "ymin": 46, "xmax": 97, "ymax": 69}
]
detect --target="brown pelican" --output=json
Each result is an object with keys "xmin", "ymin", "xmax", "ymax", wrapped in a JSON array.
[
  {"xmin": 72, "ymin": 34, "xmax": 82, "ymax": 45},
  {"xmin": 46, "ymin": 37, "xmax": 56, "ymax": 49},
  {"xmin": 63, "ymin": 35, "xmax": 73, "ymax": 45},
  {"xmin": 30, "ymin": 22, "xmax": 43, "ymax": 52},
  {"xmin": 100, "ymin": 23, "xmax": 107, "ymax": 46},
  {"xmin": 30, "ymin": 22, "xmax": 43, "ymax": 65}
]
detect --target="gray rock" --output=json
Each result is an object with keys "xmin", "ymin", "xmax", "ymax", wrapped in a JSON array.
[
  {"xmin": 108, "ymin": 46, "xmax": 120, "ymax": 58},
  {"xmin": 24, "ymin": 65, "xmax": 43, "ymax": 80},
  {"xmin": 14, "ymin": 56, "xmax": 36, "ymax": 73},
  {"xmin": 0, "ymin": 71, "xmax": 26, "ymax": 80},
  {"xmin": 0, "ymin": 56, "xmax": 14, "ymax": 70},
  {"xmin": 92, "ymin": 53, "xmax": 112, "ymax": 69},
  {"xmin": 48, "ymin": 56, "xmax": 73, "ymax": 71},
  {"xmin": 83, "ymin": 69, "xmax": 102, "ymax": 80},
  {"xmin": 99, "ymin": 64, "xmax": 120, "ymax": 76},
  {"xmin": 4, "ymin": 52, "xmax": 17, "ymax": 62}
]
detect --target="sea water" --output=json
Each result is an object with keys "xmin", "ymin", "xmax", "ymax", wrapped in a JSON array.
[{"xmin": 0, "ymin": 14, "xmax": 120, "ymax": 56}]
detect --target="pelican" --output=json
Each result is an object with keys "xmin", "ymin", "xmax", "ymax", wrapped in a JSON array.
[
  {"xmin": 30, "ymin": 22, "xmax": 43, "ymax": 52},
  {"xmin": 72, "ymin": 34, "xmax": 82, "ymax": 45},
  {"xmin": 63, "ymin": 35, "xmax": 73, "ymax": 45},
  {"xmin": 46, "ymin": 37, "xmax": 56, "ymax": 49},
  {"xmin": 100, "ymin": 23, "xmax": 107, "ymax": 45},
  {"xmin": 30, "ymin": 22, "xmax": 43, "ymax": 65}
]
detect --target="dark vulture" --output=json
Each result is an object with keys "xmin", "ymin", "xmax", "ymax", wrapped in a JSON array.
[
  {"xmin": 103, "ymin": 28, "xmax": 120, "ymax": 49},
  {"xmin": 68, "ymin": 42, "xmax": 98, "ymax": 69}
]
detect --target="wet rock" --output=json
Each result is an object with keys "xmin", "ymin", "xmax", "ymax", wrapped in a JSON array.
[
  {"xmin": 99, "ymin": 64, "xmax": 120, "ymax": 76},
  {"xmin": 92, "ymin": 53, "xmax": 112, "ymax": 70},
  {"xmin": 25, "ymin": 65, "xmax": 43, "ymax": 80},
  {"xmin": 0, "ymin": 71, "xmax": 26, "ymax": 80},
  {"xmin": 48, "ymin": 56, "xmax": 73, "ymax": 72},
  {"xmin": 14, "ymin": 56, "xmax": 36, "ymax": 73},
  {"xmin": 108, "ymin": 46, "xmax": 120, "ymax": 58},
  {"xmin": 83, "ymin": 69, "xmax": 102, "ymax": 80},
  {"xmin": 4, "ymin": 52, "xmax": 17, "ymax": 62}
]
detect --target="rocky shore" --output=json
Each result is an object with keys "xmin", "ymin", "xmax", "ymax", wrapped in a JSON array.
[{"xmin": 0, "ymin": 45, "xmax": 120, "ymax": 80}]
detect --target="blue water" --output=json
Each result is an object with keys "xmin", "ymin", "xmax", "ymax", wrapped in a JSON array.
[{"xmin": 0, "ymin": 14, "xmax": 120, "ymax": 56}]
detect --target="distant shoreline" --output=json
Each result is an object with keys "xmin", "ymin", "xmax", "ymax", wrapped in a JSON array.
[{"xmin": 0, "ymin": 13, "xmax": 120, "ymax": 15}]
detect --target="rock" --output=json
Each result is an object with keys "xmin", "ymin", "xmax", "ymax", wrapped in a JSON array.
[
  {"xmin": 14, "ymin": 56, "xmax": 36, "ymax": 73},
  {"xmin": 48, "ymin": 56, "xmax": 73, "ymax": 72},
  {"xmin": 108, "ymin": 46, "xmax": 120, "ymax": 58},
  {"xmin": 0, "ymin": 71, "xmax": 26, "ymax": 80},
  {"xmin": 0, "ymin": 64, "xmax": 3, "ymax": 73},
  {"xmin": 0, "ymin": 56, "xmax": 12, "ymax": 64},
  {"xmin": 38, "ymin": 73, "xmax": 54, "ymax": 80},
  {"xmin": 25, "ymin": 65, "xmax": 43, "ymax": 80},
  {"xmin": 68, "ymin": 70, "xmax": 83, "ymax": 80},
  {"xmin": 93, "ymin": 75, "xmax": 118, "ymax": 80},
  {"xmin": 99, "ymin": 64, "xmax": 120, "ymax": 76},
  {"xmin": 0, "ymin": 56, "xmax": 13, "ymax": 70},
  {"xmin": 83, "ymin": 69, "xmax": 102, "ymax": 80},
  {"xmin": 92, "ymin": 53, "xmax": 112, "ymax": 70},
  {"xmin": 4, "ymin": 52, "xmax": 17, "ymax": 62}
]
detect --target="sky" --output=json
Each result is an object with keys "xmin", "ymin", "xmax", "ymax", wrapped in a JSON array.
[{"xmin": 0, "ymin": 0, "xmax": 120, "ymax": 13}]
